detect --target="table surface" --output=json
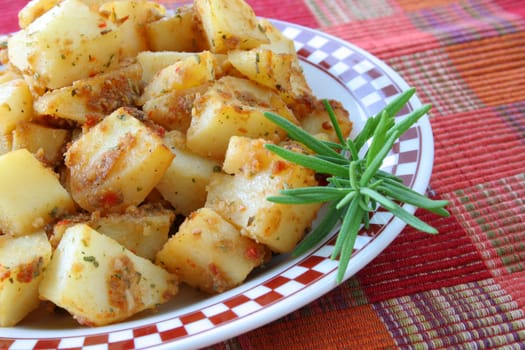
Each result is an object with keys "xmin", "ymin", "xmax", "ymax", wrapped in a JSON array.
[{"xmin": 1, "ymin": 0, "xmax": 524, "ymax": 349}]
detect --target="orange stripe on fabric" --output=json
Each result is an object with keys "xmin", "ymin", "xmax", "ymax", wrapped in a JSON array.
[
  {"xmin": 395, "ymin": 0, "xmax": 458, "ymax": 12},
  {"xmin": 213, "ymin": 305, "xmax": 397, "ymax": 350},
  {"xmin": 444, "ymin": 32, "xmax": 525, "ymax": 107}
]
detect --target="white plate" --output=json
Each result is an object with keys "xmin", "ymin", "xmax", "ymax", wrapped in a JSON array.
[{"xmin": 0, "ymin": 20, "xmax": 434, "ymax": 350}]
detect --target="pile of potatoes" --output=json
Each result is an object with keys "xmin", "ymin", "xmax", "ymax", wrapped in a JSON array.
[{"xmin": 0, "ymin": 0, "xmax": 352, "ymax": 327}]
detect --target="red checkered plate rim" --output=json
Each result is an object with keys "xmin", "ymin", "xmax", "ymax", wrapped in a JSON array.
[{"xmin": 0, "ymin": 20, "xmax": 434, "ymax": 350}]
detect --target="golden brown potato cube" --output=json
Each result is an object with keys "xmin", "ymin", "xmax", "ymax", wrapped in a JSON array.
[
  {"xmin": 12, "ymin": 122, "xmax": 70, "ymax": 166},
  {"xmin": 156, "ymin": 131, "xmax": 220, "ymax": 216},
  {"xmin": 137, "ymin": 51, "xmax": 196, "ymax": 84},
  {"xmin": 228, "ymin": 48, "xmax": 294, "ymax": 93},
  {"xmin": 0, "ymin": 68, "xmax": 22, "ymax": 85},
  {"xmin": 206, "ymin": 137, "xmax": 321, "ymax": 253},
  {"xmin": 258, "ymin": 18, "xmax": 296, "ymax": 55},
  {"xmin": 187, "ymin": 76, "xmax": 297, "ymax": 160},
  {"xmin": 140, "ymin": 51, "xmax": 216, "ymax": 103},
  {"xmin": 0, "ymin": 231, "xmax": 52, "ymax": 326},
  {"xmin": 39, "ymin": 224, "xmax": 178, "ymax": 326},
  {"xmin": 0, "ymin": 149, "xmax": 75, "ymax": 236},
  {"xmin": 142, "ymin": 85, "xmax": 209, "ymax": 132},
  {"xmin": 146, "ymin": 5, "xmax": 208, "ymax": 52},
  {"xmin": 300, "ymin": 99, "xmax": 353, "ymax": 143},
  {"xmin": 33, "ymin": 63, "xmax": 143, "ymax": 124},
  {"xmin": 194, "ymin": 0, "xmax": 268, "ymax": 53},
  {"xmin": 156, "ymin": 208, "xmax": 268, "ymax": 293},
  {"xmin": 65, "ymin": 107, "xmax": 174, "ymax": 213},
  {"xmin": 17, "ymin": 0, "xmax": 60, "ymax": 28},
  {"xmin": 52, "ymin": 205, "xmax": 173, "ymax": 260},
  {"xmin": 8, "ymin": 0, "xmax": 123, "ymax": 91},
  {"xmin": 99, "ymin": 0, "xmax": 166, "ymax": 58},
  {"xmin": 0, "ymin": 79, "xmax": 33, "ymax": 135}
]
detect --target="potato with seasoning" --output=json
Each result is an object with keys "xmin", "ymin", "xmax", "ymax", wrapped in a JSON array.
[
  {"xmin": 139, "ymin": 51, "xmax": 217, "ymax": 103},
  {"xmin": 156, "ymin": 207, "xmax": 268, "ymax": 293},
  {"xmin": 11, "ymin": 122, "xmax": 71, "ymax": 166},
  {"xmin": 51, "ymin": 205, "xmax": 174, "ymax": 260},
  {"xmin": 186, "ymin": 76, "xmax": 298, "ymax": 160},
  {"xmin": 155, "ymin": 130, "xmax": 220, "ymax": 216},
  {"xmin": 194, "ymin": 0, "xmax": 269, "ymax": 53},
  {"xmin": 65, "ymin": 107, "xmax": 174, "ymax": 213},
  {"xmin": 8, "ymin": 0, "xmax": 123, "ymax": 92},
  {"xmin": 0, "ymin": 232, "xmax": 52, "ymax": 327},
  {"xmin": 39, "ymin": 224, "xmax": 178, "ymax": 327},
  {"xmin": 33, "ymin": 63, "xmax": 143, "ymax": 124},
  {"xmin": 146, "ymin": 4, "xmax": 208, "ymax": 52},
  {"xmin": 0, "ymin": 149, "xmax": 75, "ymax": 236},
  {"xmin": 206, "ymin": 136, "xmax": 322, "ymax": 253}
]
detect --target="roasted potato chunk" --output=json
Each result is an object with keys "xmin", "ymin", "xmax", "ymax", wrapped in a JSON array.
[
  {"xmin": 194, "ymin": 0, "xmax": 269, "ymax": 53},
  {"xmin": 33, "ymin": 63, "xmax": 143, "ymax": 124},
  {"xmin": 0, "ymin": 149, "xmax": 75, "ymax": 236},
  {"xmin": 0, "ymin": 232, "xmax": 52, "ymax": 326},
  {"xmin": 156, "ymin": 130, "xmax": 220, "ymax": 216},
  {"xmin": 39, "ymin": 224, "xmax": 178, "ymax": 326},
  {"xmin": 8, "ymin": 0, "xmax": 123, "ymax": 92},
  {"xmin": 65, "ymin": 107, "xmax": 174, "ymax": 213},
  {"xmin": 187, "ymin": 76, "xmax": 297, "ymax": 160},
  {"xmin": 156, "ymin": 208, "xmax": 268, "ymax": 293},
  {"xmin": 206, "ymin": 137, "xmax": 321, "ymax": 253}
]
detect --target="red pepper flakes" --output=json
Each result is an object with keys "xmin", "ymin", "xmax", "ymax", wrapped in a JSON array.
[
  {"xmin": 245, "ymin": 246, "xmax": 260, "ymax": 260},
  {"xmin": 272, "ymin": 160, "xmax": 288, "ymax": 174},
  {"xmin": 101, "ymin": 191, "xmax": 121, "ymax": 206},
  {"xmin": 209, "ymin": 263, "xmax": 219, "ymax": 276}
]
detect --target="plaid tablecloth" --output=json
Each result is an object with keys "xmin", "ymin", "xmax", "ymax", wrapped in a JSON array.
[{"xmin": 1, "ymin": 0, "xmax": 524, "ymax": 349}]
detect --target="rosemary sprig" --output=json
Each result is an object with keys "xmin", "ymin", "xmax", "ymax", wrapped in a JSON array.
[{"xmin": 264, "ymin": 89, "xmax": 449, "ymax": 283}]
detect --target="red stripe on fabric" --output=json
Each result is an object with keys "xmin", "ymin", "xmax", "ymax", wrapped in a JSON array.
[
  {"xmin": 356, "ymin": 209, "xmax": 491, "ymax": 303},
  {"xmin": 0, "ymin": 0, "xmax": 24, "ymax": 34},
  {"xmin": 495, "ymin": 0, "xmax": 525, "ymax": 18},
  {"xmin": 325, "ymin": 14, "xmax": 440, "ymax": 59},
  {"xmin": 431, "ymin": 106, "xmax": 525, "ymax": 193},
  {"xmin": 247, "ymin": 0, "xmax": 319, "ymax": 27}
]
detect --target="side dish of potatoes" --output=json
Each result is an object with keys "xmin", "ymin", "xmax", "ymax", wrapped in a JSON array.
[{"xmin": 0, "ymin": 0, "xmax": 352, "ymax": 327}]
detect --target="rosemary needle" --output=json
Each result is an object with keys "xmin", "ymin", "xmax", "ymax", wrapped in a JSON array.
[{"xmin": 264, "ymin": 89, "xmax": 449, "ymax": 283}]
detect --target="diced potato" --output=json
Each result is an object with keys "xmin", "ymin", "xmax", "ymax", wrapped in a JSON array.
[
  {"xmin": 52, "ymin": 205, "xmax": 174, "ymax": 260},
  {"xmin": 33, "ymin": 63, "xmax": 143, "ymax": 124},
  {"xmin": 258, "ymin": 18, "xmax": 296, "ymax": 55},
  {"xmin": 206, "ymin": 137, "xmax": 321, "ymax": 253},
  {"xmin": 0, "ymin": 79, "xmax": 33, "ymax": 134},
  {"xmin": 8, "ymin": 0, "xmax": 122, "ymax": 92},
  {"xmin": 256, "ymin": 19, "xmax": 315, "ymax": 116},
  {"xmin": 100, "ymin": 0, "xmax": 166, "ymax": 57},
  {"xmin": 17, "ymin": 0, "xmax": 111, "ymax": 28},
  {"xmin": 140, "ymin": 51, "xmax": 216, "ymax": 103},
  {"xmin": 156, "ymin": 131, "xmax": 220, "ymax": 216},
  {"xmin": 300, "ymin": 99, "xmax": 353, "ymax": 143},
  {"xmin": 0, "ymin": 231, "xmax": 52, "ymax": 326},
  {"xmin": 228, "ymin": 48, "xmax": 294, "ymax": 93},
  {"xmin": 17, "ymin": 0, "xmax": 60, "ymax": 28},
  {"xmin": 64, "ymin": 107, "xmax": 174, "ymax": 213},
  {"xmin": 194, "ymin": 0, "xmax": 268, "ymax": 53},
  {"xmin": 137, "ymin": 51, "xmax": 196, "ymax": 84},
  {"xmin": 187, "ymin": 76, "xmax": 297, "ymax": 160},
  {"xmin": 0, "ymin": 149, "xmax": 75, "ymax": 236},
  {"xmin": 142, "ymin": 85, "xmax": 209, "ymax": 132},
  {"xmin": 0, "ymin": 68, "xmax": 22, "ymax": 85},
  {"xmin": 12, "ymin": 122, "xmax": 71, "ymax": 166},
  {"xmin": 146, "ymin": 5, "xmax": 208, "ymax": 52},
  {"xmin": 0, "ymin": 133, "xmax": 12, "ymax": 156},
  {"xmin": 156, "ymin": 208, "xmax": 268, "ymax": 293},
  {"xmin": 39, "ymin": 223, "xmax": 178, "ymax": 326}
]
